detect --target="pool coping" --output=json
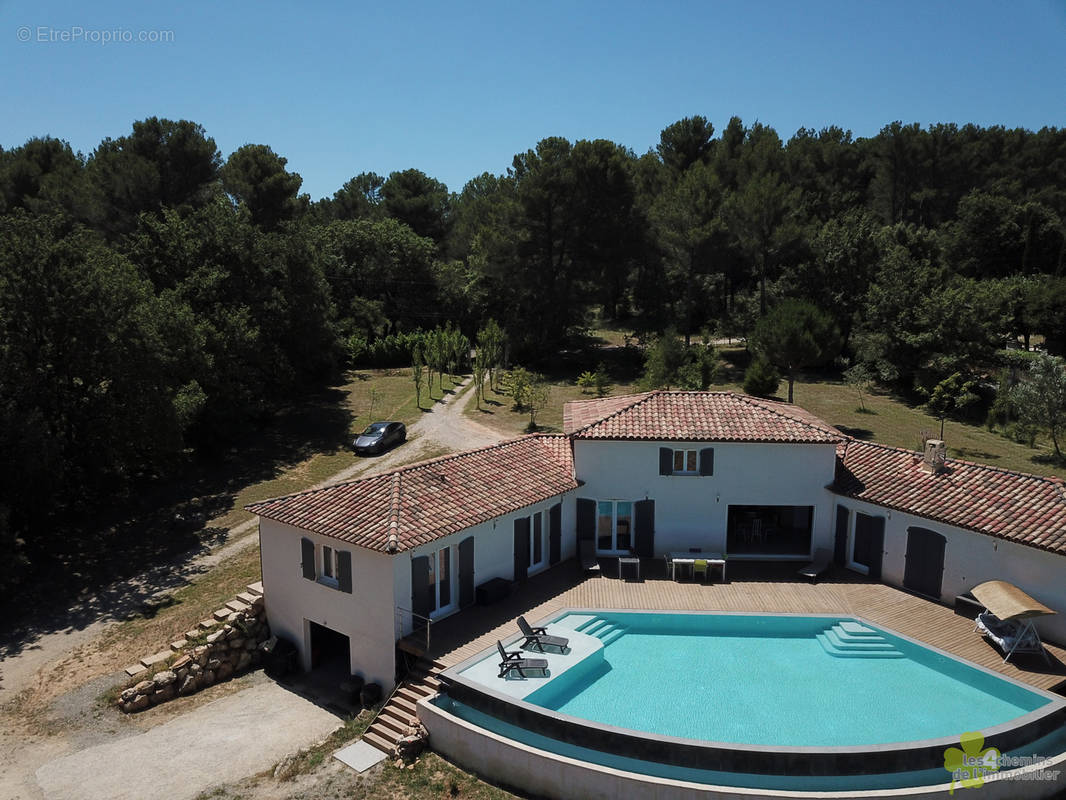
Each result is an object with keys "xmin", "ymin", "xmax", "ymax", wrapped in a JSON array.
[{"xmin": 438, "ymin": 608, "xmax": 1066, "ymax": 776}]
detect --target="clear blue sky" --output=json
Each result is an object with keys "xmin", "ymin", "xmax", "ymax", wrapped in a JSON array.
[{"xmin": 3, "ymin": 0, "xmax": 1065, "ymax": 200}]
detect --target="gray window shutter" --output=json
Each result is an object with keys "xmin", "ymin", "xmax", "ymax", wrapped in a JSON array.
[
  {"xmin": 576, "ymin": 498, "xmax": 595, "ymax": 542},
  {"xmin": 337, "ymin": 550, "xmax": 352, "ymax": 593},
  {"xmin": 548, "ymin": 503, "xmax": 562, "ymax": 564},
  {"xmin": 411, "ymin": 556, "xmax": 431, "ymax": 619},
  {"xmin": 513, "ymin": 517, "xmax": 530, "ymax": 581},
  {"xmin": 634, "ymin": 499, "xmax": 655, "ymax": 558},
  {"xmin": 300, "ymin": 537, "xmax": 316, "ymax": 580},
  {"xmin": 698, "ymin": 448, "xmax": 714, "ymax": 476},
  {"xmin": 659, "ymin": 447, "xmax": 673, "ymax": 475}
]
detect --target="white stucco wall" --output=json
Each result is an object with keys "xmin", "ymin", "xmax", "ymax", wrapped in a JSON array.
[
  {"xmin": 835, "ymin": 498, "xmax": 1066, "ymax": 645},
  {"xmin": 259, "ymin": 519, "xmax": 398, "ymax": 690},
  {"xmin": 393, "ymin": 494, "xmax": 575, "ymax": 636},
  {"xmin": 573, "ymin": 440, "xmax": 839, "ymax": 556}
]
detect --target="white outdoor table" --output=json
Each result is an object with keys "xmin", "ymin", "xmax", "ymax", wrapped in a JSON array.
[{"xmin": 667, "ymin": 551, "xmax": 726, "ymax": 582}]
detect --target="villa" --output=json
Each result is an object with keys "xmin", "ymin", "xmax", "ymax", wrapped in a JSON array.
[{"xmin": 246, "ymin": 390, "xmax": 1066, "ymax": 796}]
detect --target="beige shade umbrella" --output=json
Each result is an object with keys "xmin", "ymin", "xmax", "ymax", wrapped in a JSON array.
[{"xmin": 970, "ymin": 580, "xmax": 1056, "ymax": 622}]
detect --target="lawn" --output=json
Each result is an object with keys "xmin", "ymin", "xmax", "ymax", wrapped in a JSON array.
[
  {"xmin": 466, "ymin": 349, "xmax": 1062, "ymax": 479},
  {"xmin": 208, "ymin": 369, "xmax": 462, "ymax": 532}
]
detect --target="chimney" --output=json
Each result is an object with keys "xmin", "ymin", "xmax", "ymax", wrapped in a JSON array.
[{"xmin": 923, "ymin": 439, "xmax": 947, "ymax": 473}]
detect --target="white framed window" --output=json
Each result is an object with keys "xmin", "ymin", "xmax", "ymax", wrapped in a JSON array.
[
  {"xmin": 597, "ymin": 500, "xmax": 633, "ymax": 553},
  {"xmin": 319, "ymin": 545, "xmax": 338, "ymax": 586},
  {"xmin": 673, "ymin": 449, "xmax": 697, "ymax": 475}
]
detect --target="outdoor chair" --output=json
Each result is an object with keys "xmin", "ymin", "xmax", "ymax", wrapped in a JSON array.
[
  {"xmin": 496, "ymin": 640, "xmax": 549, "ymax": 678},
  {"xmin": 517, "ymin": 616, "xmax": 569, "ymax": 652},
  {"xmin": 798, "ymin": 548, "xmax": 832, "ymax": 583},
  {"xmin": 692, "ymin": 559, "xmax": 708, "ymax": 582}
]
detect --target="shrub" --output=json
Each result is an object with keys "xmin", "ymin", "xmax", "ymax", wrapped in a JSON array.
[{"xmin": 743, "ymin": 355, "xmax": 780, "ymax": 398}]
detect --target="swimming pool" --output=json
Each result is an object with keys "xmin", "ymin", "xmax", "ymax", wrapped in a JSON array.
[
  {"xmin": 526, "ymin": 612, "xmax": 1046, "ymax": 746},
  {"xmin": 438, "ymin": 610, "xmax": 1066, "ymax": 788}
]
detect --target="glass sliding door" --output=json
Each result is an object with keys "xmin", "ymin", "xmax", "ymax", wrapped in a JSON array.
[
  {"xmin": 426, "ymin": 545, "xmax": 456, "ymax": 617},
  {"xmin": 726, "ymin": 505, "xmax": 813, "ymax": 556},
  {"xmin": 595, "ymin": 500, "xmax": 635, "ymax": 553}
]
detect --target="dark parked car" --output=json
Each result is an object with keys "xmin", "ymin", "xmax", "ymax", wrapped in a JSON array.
[{"xmin": 353, "ymin": 421, "xmax": 406, "ymax": 455}]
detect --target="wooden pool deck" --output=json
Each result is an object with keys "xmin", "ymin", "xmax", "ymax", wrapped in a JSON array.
[{"xmin": 424, "ymin": 559, "xmax": 1066, "ymax": 693}]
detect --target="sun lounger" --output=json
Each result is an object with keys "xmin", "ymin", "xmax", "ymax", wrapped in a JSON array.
[
  {"xmin": 798, "ymin": 548, "xmax": 832, "ymax": 583},
  {"xmin": 496, "ymin": 640, "xmax": 548, "ymax": 678},
  {"xmin": 517, "ymin": 616, "xmax": 569, "ymax": 652},
  {"xmin": 975, "ymin": 611, "xmax": 1051, "ymax": 665}
]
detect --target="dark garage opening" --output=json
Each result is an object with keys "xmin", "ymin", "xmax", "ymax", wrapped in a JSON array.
[{"xmin": 309, "ymin": 621, "xmax": 350, "ymax": 673}]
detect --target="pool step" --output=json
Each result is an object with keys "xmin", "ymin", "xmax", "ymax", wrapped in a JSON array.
[
  {"xmin": 581, "ymin": 619, "xmax": 613, "ymax": 637},
  {"xmin": 556, "ymin": 614, "xmax": 597, "ymax": 632},
  {"xmin": 816, "ymin": 623, "xmax": 904, "ymax": 658},
  {"xmin": 572, "ymin": 617, "xmax": 629, "ymax": 645}
]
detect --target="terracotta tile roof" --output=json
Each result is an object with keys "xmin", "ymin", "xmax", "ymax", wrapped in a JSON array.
[
  {"xmin": 563, "ymin": 393, "xmax": 655, "ymax": 434},
  {"xmin": 833, "ymin": 439, "xmax": 1066, "ymax": 555},
  {"xmin": 565, "ymin": 390, "xmax": 843, "ymax": 444},
  {"xmin": 246, "ymin": 434, "xmax": 577, "ymax": 553}
]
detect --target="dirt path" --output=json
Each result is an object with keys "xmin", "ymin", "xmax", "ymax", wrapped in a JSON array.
[{"xmin": 0, "ymin": 374, "xmax": 508, "ymax": 800}]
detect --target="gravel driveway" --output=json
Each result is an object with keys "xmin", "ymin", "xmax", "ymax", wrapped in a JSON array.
[{"xmin": 35, "ymin": 680, "xmax": 341, "ymax": 800}]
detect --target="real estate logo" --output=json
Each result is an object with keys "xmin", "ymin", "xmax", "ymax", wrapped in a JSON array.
[
  {"xmin": 944, "ymin": 731, "xmax": 999, "ymax": 794},
  {"xmin": 944, "ymin": 731, "xmax": 1062, "ymax": 793}
]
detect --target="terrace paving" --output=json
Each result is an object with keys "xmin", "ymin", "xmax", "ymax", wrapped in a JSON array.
[{"xmin": 424, "ymin": 559, "xmax": 1066, "ymax": 693}]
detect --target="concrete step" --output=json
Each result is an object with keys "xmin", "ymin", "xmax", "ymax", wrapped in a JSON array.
[
  {"xmin": 413, "ymin": 674, "xmax": 441, "ymax": 689},
  {"xmin": 124, "ymin": 663, "xmax": 148, "ymax": 678},
  {"xmin": 212, "ymin": 608, "xmax": 231, "ymax": 621},
  {"xmin": 375, "ymin": 710, "xmax": 409, "ymax": 736},
  {"xmin": 405, "ymin": 682, "xmax": 437, "ymax": 699},
  {"xmin": 236, "ymin": 592, "xmax": 259, "ymax": 605},
  {"xmin": 198, "ymin": 618, "xmax": 219, "ymax": 630},
  {"xmin": 169, "ymin": 639, "xmax": 187, "ymax": 652},
  {"xmin": 184, "ymin": 629, "xmax": 201, "ymax": 641},
  {"xmin": 140, "ymin": 650, "xmax": 172, "ymax": 669},
  {"xmin": 246, "ymin": 581, "xmax": 264, "ymax": 596},
  {"xmin": 362, "ymin": 730, "xmax": 395, "ymax": 754},
  {"xmin": 600, "ymin": 626, "xmax": 627, "ymax": 647},
  {"xmin": 225, "ymin": 599, "xmax": 250, "ymax": 613},
  {"xmin": 395, "ymin": 686, "xmax": 426, "ymax": 706}
]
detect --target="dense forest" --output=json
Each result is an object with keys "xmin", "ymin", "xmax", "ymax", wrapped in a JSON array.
[{"xmin": 2, "ymin": 115, "xmax": 1066, "ymax": 597}]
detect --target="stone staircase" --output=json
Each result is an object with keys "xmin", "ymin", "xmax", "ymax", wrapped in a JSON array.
[
  {"xmin": 363, "ymin": 657, "xmax": 445, "ymax": 755},
  {"xmin": 125, "ymin": 581, "xmax": 265, "ymax": 679},
  {"xmin": 815, "ymin": 620, "xmax": 904, "ymax": 658}
]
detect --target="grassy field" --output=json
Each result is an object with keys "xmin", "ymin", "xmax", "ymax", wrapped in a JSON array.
[
  {"xmin": 465, "ymin": 378, "xmax": 638, "ymax": 436},
  {"xmin": 466, "ymin": 345, "xmax": 1062, "ymax": 479},
  {"xmin": 208, "ymin": 369, "xmax": 461, "ymax": 532}
]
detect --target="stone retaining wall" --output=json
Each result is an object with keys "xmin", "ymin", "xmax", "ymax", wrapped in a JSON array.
[{"xmin": 117, "ymin": 596, "xmax": 269, "ymax": 713}]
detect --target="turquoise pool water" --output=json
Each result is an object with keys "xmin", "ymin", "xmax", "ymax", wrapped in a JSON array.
[{"xmin": 523, "ymin": 612, "xmax": 1050, "ymax": 747}]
